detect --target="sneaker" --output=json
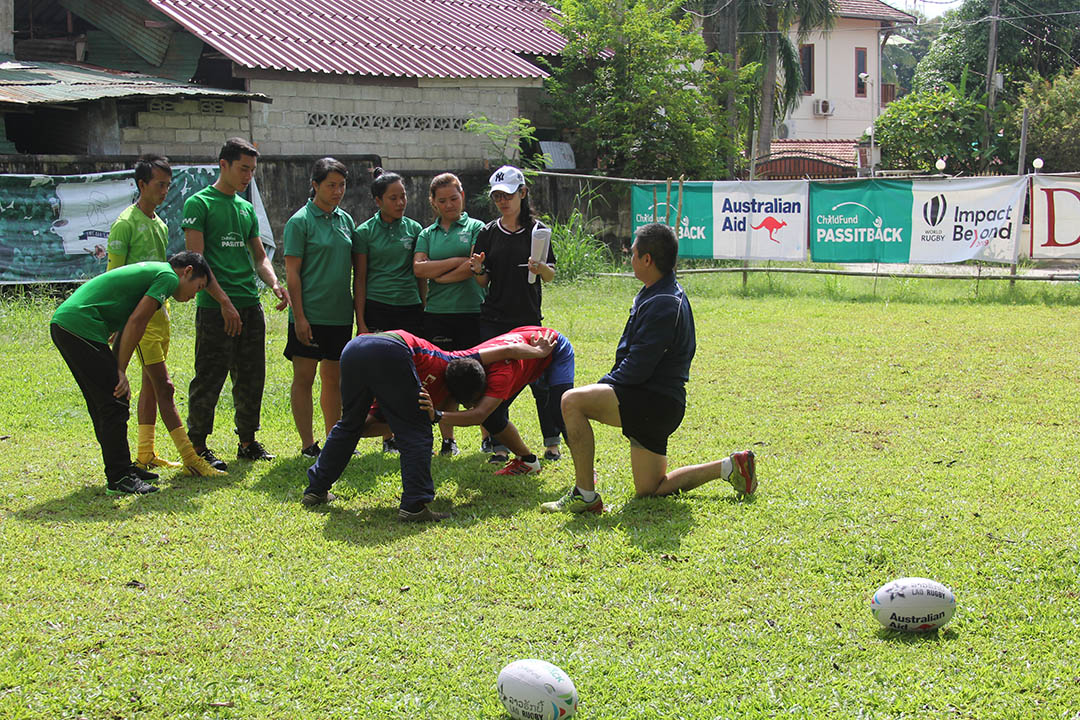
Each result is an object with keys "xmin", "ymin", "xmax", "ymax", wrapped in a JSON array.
[
  {"xmin": 494, "ymin": 457, "xmax": 542, "ymax": 476},
  {"xmin": 130, "ymin": 463, "xmax": 159, "ymax": 481},
  {"xmin": 438, "ymin": 439, "xmax": 459, "ymax": 457},
  {"xmin": 540, "ymin": 488, "xmax": 603, "ymax": 514},
  {"xmin": 136, "ymin": 455, "xmax": 182, "ymax": 470},
  {"xmin": 480, "ymin": 436, "xmax": 493, "ymax": 454},
  {"xmin": 301, "ymin": 442, "xmax": 321, "ymax": 459},
  {"xmin": 106, "ymin": 474, "xmax": 158, "ymax": 496},
  {"xmin": 543, "ymin": 449, "xmax": 562, "ymax": 461},
  {"xmin": 301, "ymin": 490, "xmax": 337, "ymax": 506},
  {"xmin": 182, "ymin": 456, "xmax": 227, "ymax": 477},
  {"xmin": 382, "ymin": 437, "xmax": 399, "ymax": 455},
  {"xmin": 237, "ymin": 440, "xmax": 275, "ymax": 461},
  {"xmin": 398, "ymin": 504, "xmax": 450, "ymax": 523},
  {"xmin": 488, "ymin": 453, "xmax": 508, "ymax": 464},
  {"xmin": 198, "ymin": 447, "xmax": 228, "ymax": 472},
  {"xmin": 728, "ymin": 450, "xmax": 757, "ymax": 494}
]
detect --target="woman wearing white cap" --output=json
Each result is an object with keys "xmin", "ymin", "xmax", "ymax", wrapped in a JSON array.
[{"xmin": 469, "ymin": 165, "xmax": 561, "ymax": 467}]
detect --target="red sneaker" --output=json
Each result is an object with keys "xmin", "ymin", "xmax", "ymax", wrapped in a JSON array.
[
  {"xmin": 728, "ymin": 450, "xmax": 757, "ymax": 494},
  {"xmin": 494, "ymin": 457, "xmax": 542, "ymax": 476}
]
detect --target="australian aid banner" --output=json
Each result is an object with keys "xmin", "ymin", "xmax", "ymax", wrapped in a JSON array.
[
  {"xmin": 1030, "ymin": 175, "xmax": 1080, "ymax": 259},
  {"xmin": 630, "ymin": 180, "xmax": 808, "ymax": 261},
  {"xmin": 809, "ymin": 177, "xmax": 1025, "ymax": 264}
]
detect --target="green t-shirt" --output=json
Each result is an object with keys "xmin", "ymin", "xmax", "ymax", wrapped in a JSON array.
[
  {"xmin": 51, "ymin": 262, "xmax": 178, "ymax": 344},
  {"xmin": 415, "ymin": 212, "xmax": 485, "ymax": 314},
  {"xmin": 182, "ymin": 185, "xmax": 260, "ymax": 309},
  {"xmin": 106, "ymin": 204, "xmax": 169, "ymax": 270},
  {"xmin": 283, "ymin": 200, "xmax": 359, "ymax": 326},
  {"xmin": 353, "ymin": 212, "xmax": 423, "ymax": 306}
]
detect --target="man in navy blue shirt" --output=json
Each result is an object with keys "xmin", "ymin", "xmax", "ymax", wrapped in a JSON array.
[{"xmin": 542, "ymin": 223, "xmax": 757, "ymax": 514}]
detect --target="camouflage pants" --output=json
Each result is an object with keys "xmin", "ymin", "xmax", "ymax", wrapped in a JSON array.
[{"xmin": 188, "ymin": 304, "xmax": 266, "ymax": 445}]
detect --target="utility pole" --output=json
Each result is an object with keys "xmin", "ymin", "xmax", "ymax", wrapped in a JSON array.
[{"xmin": 982, "ymin": 0, "xmax": 1000, "ymax": 169}]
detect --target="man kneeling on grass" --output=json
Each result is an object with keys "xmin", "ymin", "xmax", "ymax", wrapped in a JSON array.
[
  {"xmin": 50, "ymin": 252, "xmax": 210, "ymax": 495},
  {"xmin": 300, "ymin": 329, "xmax": 556, "ymax": 521},
  {"xmin": 540, "ymin": 223, "xmax": 757, "ymax": 515}
]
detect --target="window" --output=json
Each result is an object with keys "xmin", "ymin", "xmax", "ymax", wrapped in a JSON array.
[
  {"xmin": 855, "ymin": 47, "xmax": 867, "ymax": 97},
  {"xmin": 800, "ymin": 44, "xmax": 814, "ymax": 94}
]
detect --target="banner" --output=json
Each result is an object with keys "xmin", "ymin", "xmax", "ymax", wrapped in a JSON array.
[
  {"xmin": 1030, "ymin": 175, "xmax": 1080, "ymax": 259},
  {"xmin": 631, "ymin": 181, "xmax": 808, "ymax": 261},
  {"xmin": 0, "ymin": 166, "xmax": 275, "ymax": 284},
  {"xmin": 809, "ymin": 177, "xmax": 1025, "ymax": 264}
]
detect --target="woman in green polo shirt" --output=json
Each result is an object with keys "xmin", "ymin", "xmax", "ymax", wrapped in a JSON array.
[
  {"xmin": 283, "ymin": 158, "xmax": 361, "ymax": 459},
  {"xmin": 413, "ymin": 172, "xmax": 485, "ymax": 456}
]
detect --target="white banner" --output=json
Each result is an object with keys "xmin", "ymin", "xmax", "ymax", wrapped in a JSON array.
[
  {"xmin": 908, "ymin": 176, "xmax": 1026, "ymax": 264},
  {"xmin": 710, "ymin": 180, "xmax": 808, "ymax": 261},
  {"xmin": 1030, "ymin": 175, "xmax": 1080, "ymax": 259}
]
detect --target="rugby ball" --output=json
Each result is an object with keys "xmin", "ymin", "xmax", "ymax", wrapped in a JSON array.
[
  {"xmin": 497, "ymin": 659, "xmax": 578, "ymax": 720},
  {"xmin": 871, "ymin": 577, "xmax": 956, "ymax": 632}
]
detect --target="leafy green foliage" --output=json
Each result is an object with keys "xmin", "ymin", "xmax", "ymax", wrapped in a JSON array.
[
  {"xmin": 1008, "ymin": 68, "xmax": 1080, "ymax": 173},
  {"xmin": 881, "ymin": 12, "xmax": 938, "ymax": 97},
  {"xmin": 544, "ymin": 0, "xmax": 742, "ymax": 179},
  {"xmin": 463, "ymin": 115, "xmax": 549, "ymax": 170}
]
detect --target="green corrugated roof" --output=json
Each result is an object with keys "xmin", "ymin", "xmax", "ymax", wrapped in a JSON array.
[
  {"xmin": 59, "ymin": 0, "xmax": 173, "ymax": 66},
  {"xmin": 0, "ymin": 58, "xmax": 266, "ymax": 106},
  {"xmin": 84, "ymin": 29, "xmax": 201, "ymax": 81}
]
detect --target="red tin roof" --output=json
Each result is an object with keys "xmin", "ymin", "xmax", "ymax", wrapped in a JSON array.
[
  {"xmin": 768, "ymin": 139, "xmax": 860, "ymax": 167},
  {"xmin": 835, "ymin": 0, "xmax": 917, "ymax": 23},
  {"xmin": 146, "ymin": 0, "xmax": 564, "ymax": 79}
]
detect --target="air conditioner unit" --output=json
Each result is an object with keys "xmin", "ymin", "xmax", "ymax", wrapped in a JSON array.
[{"xmin": 813, "ymin": 99, "xmax": 835, "ymax": 116}]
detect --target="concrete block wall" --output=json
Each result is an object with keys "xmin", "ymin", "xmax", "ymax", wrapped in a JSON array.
[
  {"xmin": 114, "ymin": 99, "xmax": 251, "ymax": 159},
  {"xmin": 248, "ymin": 77, "xmax": 532, "ymax": 170}
]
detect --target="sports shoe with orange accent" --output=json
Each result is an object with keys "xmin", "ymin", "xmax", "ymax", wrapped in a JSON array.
[
  {"xmin": 728, "ymin": 450, "xmax": 757, "ymax": 494},
  {"xmin": 494, "ymin": 457, "xmax": 541, "ymax": 476}
]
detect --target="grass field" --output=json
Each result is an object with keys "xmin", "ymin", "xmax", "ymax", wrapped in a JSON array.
[{"xmin": 2, "ymin": 271, "xmax": 1079, "ymax": 719}]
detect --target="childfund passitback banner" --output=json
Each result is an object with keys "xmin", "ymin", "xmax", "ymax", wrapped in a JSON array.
[
  {"xmin": 630, "ymin": 180, "xmax": 808, "ymax": 261},
  {"xmin": 809, "ymin": 177, "xmax": 1026, "ymax": 264}
]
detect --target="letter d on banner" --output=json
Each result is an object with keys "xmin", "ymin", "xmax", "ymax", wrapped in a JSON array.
[{"xmin": 1031, "ymin": 176, "xmax": 1080, "ymax": 258}]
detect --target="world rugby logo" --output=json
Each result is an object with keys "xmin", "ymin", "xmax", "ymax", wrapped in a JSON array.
[{"xmin": 923, "ymin": 194, "xmax": 948, "ymax": 227}]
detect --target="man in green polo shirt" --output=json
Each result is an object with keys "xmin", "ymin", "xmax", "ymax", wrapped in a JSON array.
[
  {"xmin": 51, "ymin": 253, "xmax": 211, "ymax": 495},
  {"xmin": 183, "ymin": 137, "xmax": 289, "ymax": 470}
]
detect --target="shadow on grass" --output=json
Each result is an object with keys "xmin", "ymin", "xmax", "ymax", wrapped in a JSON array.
[
  {"xmin": 15, "ymin": 463, "xmax": 254, "ymax": 523},
  {"xmin": 250, "ymin": 450, "xmax": 387, "ymax": 503},
  {"xmin": 875, "ymin": 626, "xmax": 961, "ymax": 644}
]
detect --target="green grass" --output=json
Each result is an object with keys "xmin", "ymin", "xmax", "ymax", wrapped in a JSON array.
[{"xmin": 2, "ymin": 273, "xmax": 1080, "ymax": 718}]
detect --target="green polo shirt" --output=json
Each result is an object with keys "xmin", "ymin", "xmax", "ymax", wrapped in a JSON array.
[
  {"xmin": 353, "ymin": 212, "xmax": 423, "ymax": 306},
  {"xmin": 51, "ymin": 262, "xmax": 178, "ymax": 344},
  {"xmin": 283, "ymin": 200, "xmax": 359, "ymax": 326},
  {"xmin": 415, "ymin": 212, "xmax": 486, "ymax": 314},
  {"xmin": 106, "ymin": 204, "xmax": 169, "ymax": 269},
  {"xmin": 182, "ymin": 185, "xmax": 260, "ymax": 310}
]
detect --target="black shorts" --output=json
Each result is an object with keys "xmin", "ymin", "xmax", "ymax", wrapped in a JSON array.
[
  {"xmin": 283, "ymin": 322, "xmax": 352, "ymax": 362},
  {"xmin": 611, "ymin": 384, "xmax": 685, "ymax": 456},
  {"xmin": 365, "ymin": 299, "xmax": 423, "ymax": 336},
  {"xmin": 421, "ymin": 312, "xmax": 483, "ymax": 351}
]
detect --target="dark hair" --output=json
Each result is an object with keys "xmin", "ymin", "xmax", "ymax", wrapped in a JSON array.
[
  {"xmin": 310, "ymin": 157, "xmax": 348, "ymax": 199},
  {"xmin": 518, "ymin": 191, "xmax": 534, "ymax": 231},
  {"xmin": 429, "ymin": 172, "xmax": 463, "ymax": 198},
  {"xmin": 134, "ymin": 154, "xmax": 172, "ymax": 186},
  {"xmin": 370, "ymin": 167, "xmax": 404, "ymax": 200},
  {"xmin": 219, "ymin": 137, "xmax": 259, "ymax": 164},
  {"xmin": 168, "ymin": 250, "xmax": 211, "ymax": 281},
  {"xmin": 445, "ymin": 357, "xmax": 487, "ymax": 405},
  {"xmin": 634, "ymin": 223, "xmax": 678, "ymax": 274}
]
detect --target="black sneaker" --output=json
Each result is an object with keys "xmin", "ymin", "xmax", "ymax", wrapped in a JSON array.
[
  {"xmin": 398, "ymin": 504, "xmax": 450, "ymax": 523},
  {"xmin": 543, "ymin": 449, "xmax": 562, "ymax": 461},
  {"xmin": 237, "ymin": 440, "xmax": 275, "ymax": 461},
  {"xmin": 106, "ymin": 474, "xmax": 158, "ymax": 496},
  {"xmin": 438, "ymin": 439, "xmax": 459, "ymax": 457},
  {"xmin": 301, "ymin": 490, "xmax": 337, "ymax": 506},
  {"xmin": 382, "ymin": 437, "xmax": 399, "ymax": 455},
  {"xmin": 198, "ymin": 447, "xmax": 228, "ymax": 472},
  {"xmin": 301, "ymin": 442, "xmax": 321, "ymax": 459},
  {"xmin": 130, "ymin": 463, "xmax": 159, "ymax": 481},
  {"xmin": 488, "ymin": 453, "xmax": 508, "ymax": 464},
  {"xmin": 480, "ymin": 436, "xmax": 493, "ymax": 454}
]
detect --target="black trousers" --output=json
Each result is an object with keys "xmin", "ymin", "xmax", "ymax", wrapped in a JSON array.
[{"xmin": 51, "ymin": 324, "xmax": 131, "ymax": 483}]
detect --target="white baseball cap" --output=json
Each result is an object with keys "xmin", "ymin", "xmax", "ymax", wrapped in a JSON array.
[{"xmin": 488, "ymin": 165, "xmax": 526, "ymax": 195}]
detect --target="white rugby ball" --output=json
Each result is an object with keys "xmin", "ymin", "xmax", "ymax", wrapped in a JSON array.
[
  {"xmin": 871, "ymin": 577, "xmax": 956, "ymax": 632},
  {"xmin": 497, "ymin": 659, "xmax": 578, "ymax": 720}
]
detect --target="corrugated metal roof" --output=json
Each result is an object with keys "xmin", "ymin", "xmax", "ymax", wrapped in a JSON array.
[
  {"xmin": 59, "ymin": 0, "xmax": 175, "ymax": 66},
  {"xmin": 145, "ymin": 0, "xmax": 564, "ymax": 79},
  {"xmin": 84, "ymin": 29, "xmax": 202, "ymax": 81},
  {"xmin": 835, "ymin": 0, "xmax": 917, "ymax": 23},
  {"xmin": 769, "ymin": 139, "xmax": 859, "ymax": 166},
  {"xmin": 0, "ymin": 59, "xmax": 266, "ymax": 106}
]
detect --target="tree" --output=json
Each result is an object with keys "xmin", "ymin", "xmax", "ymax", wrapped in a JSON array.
[
  {"xmin": 882, "ymin": 11, "xmax": 938, "ymax": 97},
  {"xmin": 1009, "ymin": 68, "xmax": 1080, "ymax": 173},
  {"xmin": 544, "ymin": 0, "xmax": 744, "ymax": 179}
]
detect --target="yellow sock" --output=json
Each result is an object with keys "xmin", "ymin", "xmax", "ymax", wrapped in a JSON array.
[
  {"xmin": 137, "ymin": 424, "xmax": 155, "ymax": 464},
  {"xmin": 169, "ymin": 426, "xmax": 201, "ymax": 465}
]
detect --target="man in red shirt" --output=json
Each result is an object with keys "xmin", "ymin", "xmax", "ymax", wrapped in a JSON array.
[{"xmin": 441, "ymin": 326, "xmax": 574, "ymax": 476}]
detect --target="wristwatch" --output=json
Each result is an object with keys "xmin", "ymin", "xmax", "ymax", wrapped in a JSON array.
[{"xmin": 431, "ymin": 410, "xmax": 444, "ymax": 425}]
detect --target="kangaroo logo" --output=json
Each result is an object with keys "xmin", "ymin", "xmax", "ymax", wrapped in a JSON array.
[{"xmin": 752, "ymin": 216, "xmax": 787, "ymax": 243}]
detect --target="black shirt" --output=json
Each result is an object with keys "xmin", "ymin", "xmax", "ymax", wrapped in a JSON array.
[{"xmin": 473, "ymin": 218, "xmax": 556, "ymax": 327}]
